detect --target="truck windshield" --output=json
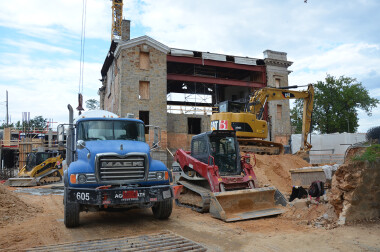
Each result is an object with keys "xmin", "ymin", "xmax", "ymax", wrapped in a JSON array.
[{"xmin": 77, "ymin": 120, "xmax": 145, "ymax": 142}]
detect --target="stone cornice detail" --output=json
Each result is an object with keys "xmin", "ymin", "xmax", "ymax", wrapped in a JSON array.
[{"xmin": 264, "ymin": 58, "xmax": 293, "ymax": 68}]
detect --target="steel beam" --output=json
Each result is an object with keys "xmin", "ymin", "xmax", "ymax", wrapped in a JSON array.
[
  {"xmin": 167, "ymin": 73, "xmax": 266, "ymax": 88},
  {"xmin": 167, "ymin": 55, "xmax": 265, "ymax": 72}
]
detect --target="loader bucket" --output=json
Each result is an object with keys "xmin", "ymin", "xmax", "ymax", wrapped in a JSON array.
[
  {"xmin": 5, "ymin": 177, "xmax": 38, "ymax": 187},
  {"xmin": 209, "ymin": 187, "xmax": 285, "ymax": 222}
]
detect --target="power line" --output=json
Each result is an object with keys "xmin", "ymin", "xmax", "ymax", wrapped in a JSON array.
[{"xmin": 78, "ymin": 0, "xmax": 87, "ymax": 94}]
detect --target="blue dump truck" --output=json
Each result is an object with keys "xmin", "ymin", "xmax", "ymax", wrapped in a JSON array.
[{"xmin": 60, "ymin": 105, "xmax": 173, "ymax": 228}]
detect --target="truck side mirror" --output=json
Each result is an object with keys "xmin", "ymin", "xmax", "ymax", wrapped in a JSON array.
[
  {"xmin": 77, "ymin": 140, "xmax": 86, "ymax": 150},
  {"xmin": 57, "ymin": 124, "xmax": 65, "ymax": 146}
]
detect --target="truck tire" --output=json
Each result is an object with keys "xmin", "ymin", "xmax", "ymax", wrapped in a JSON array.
[
  {"xmin": 152, "ymin": 199, "xmax": 173, "ymax": 220},
  {"xmin": 64, "ymin": 190, "xmax": 80, "ymax": 228}
]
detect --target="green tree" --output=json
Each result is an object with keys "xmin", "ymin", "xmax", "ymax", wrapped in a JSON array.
[
  {"xmin": 29, "ymin": 116, "xmax": 48, "ymax": 130},
  {"xmin": 85, "ymin": 99, "xmax": 99, "ymax": 110},
  {"xmin": 0, "ymin": 122, "xmax": 14, "ymax": 129},
  {"xmin": 291, "ymin": 75, "xmax": 379, "ymax": 133},
  {"xmin": 290, "ymin": 101, "xmax": 303, "ymax": 134}
]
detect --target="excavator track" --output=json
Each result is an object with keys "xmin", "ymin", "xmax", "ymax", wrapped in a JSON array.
[
  {"xmin": 176, "ymin": 180, "xmax": 212, "ymax": 213},
  {"xmin": 238, "ymin": 138, "xmax": 284, "ymax": 155}
]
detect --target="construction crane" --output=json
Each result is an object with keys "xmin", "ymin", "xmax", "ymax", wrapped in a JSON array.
[{"xmin": 111, "ymin": 0, "xmax": 123, "ymax": 40}]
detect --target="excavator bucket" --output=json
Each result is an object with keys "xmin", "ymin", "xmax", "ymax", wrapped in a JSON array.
[
  {"xmin": 5, "ymin": 177, "xmax": 38, "ymax": 187},
  {"xmin": 209, "ymin": 187, "xmax": 285, "ymax": 222}
]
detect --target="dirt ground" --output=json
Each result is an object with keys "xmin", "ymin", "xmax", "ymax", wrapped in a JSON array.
[
  {"xmin": 1, "ymin": 188, "xmax": 380, "ymax": 252},
  {"xmin": 1, "ymin": 153, "xmax": 379, "ymax": 251}
]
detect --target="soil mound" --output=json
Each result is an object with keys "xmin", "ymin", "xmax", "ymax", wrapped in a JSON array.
[
  {"xmin": 252, "ymin": 154, "xmax": 310, "ymax": 193},
  {"xmin": 330, "ymin": 147, "xmax": 380, "ymax": 223},
  {"xmin": 0, "ymin": 184, "xmax": 41, "ymax": 226}
]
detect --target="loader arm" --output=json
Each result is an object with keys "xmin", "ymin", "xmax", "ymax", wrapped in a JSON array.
[{"xmin": 248, "ymin": 84, "xmax": 314, "ymax": 152}]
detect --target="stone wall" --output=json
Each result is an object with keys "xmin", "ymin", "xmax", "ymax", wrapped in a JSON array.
[
  {"xmin": 264, "ymin": 50, "xmax": 292, "ymax": 144},
  {"xmin": 118, "ymin": 44, "xmax": 167, "ymax": 132}
]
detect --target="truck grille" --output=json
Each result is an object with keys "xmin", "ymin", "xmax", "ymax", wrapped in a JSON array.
[{"xmin": 96, "ymin": 153, "xmax": 148, "ymax": 183}]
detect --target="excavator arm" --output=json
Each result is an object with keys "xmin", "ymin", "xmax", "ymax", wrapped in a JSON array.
[{"xmin": 248, "ymin": 84, "xmax": 314, "ymax": 152}]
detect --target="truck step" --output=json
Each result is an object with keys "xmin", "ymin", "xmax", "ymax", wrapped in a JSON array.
[{"xmin": 27, "ymin": 231, "xmax": 207, "ymax": 252}]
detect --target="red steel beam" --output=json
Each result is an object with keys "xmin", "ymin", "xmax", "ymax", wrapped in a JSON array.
[
  {"xmin": 167, "ymin": 73, "xmax": 266, "ymax": 88},
  {"xmin": 167, "ymin": 55, "xmax": 265, "ymax": 72}
]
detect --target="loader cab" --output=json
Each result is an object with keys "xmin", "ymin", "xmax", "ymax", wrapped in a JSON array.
[
  {"xmin": 191, "ymin": 130, "xmax": 241, "ymax": 176},
  {"xmin": 25, "ymin": 152, "xmax": 52, "ymax": 171}
]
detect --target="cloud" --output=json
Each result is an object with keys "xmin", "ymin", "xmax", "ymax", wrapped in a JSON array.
[
  {"xmin": 3, "ymin": 39, "xmax": 73, "ymax": 54},
  {"xmin": 0, "ymin": 0, "xmax": 110, "ymax": 41},
  {"xmin": 1, "ymin": 0, "xmax": 379, "ymax": 133},
  {"xmin": 0, "ymin": 54, "xmax": 101, "ymax": 125}
]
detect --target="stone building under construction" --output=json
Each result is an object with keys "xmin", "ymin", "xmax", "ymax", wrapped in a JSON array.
[{"xmin": 99, "ymin": 20, "xmax": 293, "ymax": 165}]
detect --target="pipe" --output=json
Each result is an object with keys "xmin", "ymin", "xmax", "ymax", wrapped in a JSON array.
[{"xmin": 67, "ymin": 104, "xmax": 74, "ymax": 166}]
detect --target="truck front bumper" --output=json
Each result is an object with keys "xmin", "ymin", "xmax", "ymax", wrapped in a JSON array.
[{"xmin": 65, "ymin": 185, "xmax": 173, "ymax": 206}]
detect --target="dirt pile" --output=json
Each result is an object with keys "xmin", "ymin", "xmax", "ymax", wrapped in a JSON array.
[
  {"xmin": 330, "ymin": 147, "xmax": 380, "ymax": 224},
  {"xmin": 251, "ymin": 154, "xmax": 310, "ymax": 194},
  {"xmin": 0, "ymin": 184, "xmax": 41, "ymax": 226}
]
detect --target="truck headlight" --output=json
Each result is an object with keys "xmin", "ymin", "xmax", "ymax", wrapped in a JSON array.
[
  {"xmin": 156, "ymin": 172, "xmax": 164, "ymax": 180},
  {"xmin": 77, "ymin": 174, "xmax": 87, "ymax": 184},
  {"xmin": 155, "ymin": 171, "xmax": 169, "ymax": 180}
]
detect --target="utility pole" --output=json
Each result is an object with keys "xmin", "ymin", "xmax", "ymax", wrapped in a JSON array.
[{"xmin": 6, "ymin": 90, "xmax": 9, "ymax": 126}]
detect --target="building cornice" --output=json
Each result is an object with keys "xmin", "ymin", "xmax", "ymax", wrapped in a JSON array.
[
  {"xmin": 264, "ymin": 58, "xmax": 293, "ymax": 68},
  {"xmin": 114, "ymin": 35, "xmax": 170, "ymax": 57}
]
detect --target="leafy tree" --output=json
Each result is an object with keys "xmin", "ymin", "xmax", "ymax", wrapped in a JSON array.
[
  {"xmin": 0, "ymin": 116, "xmax": 48, "ymax": 130},
  {"xmin": 0, "ymin": 122, "xmax": 14, "ymax": 129},
  {"xmin": 290, "ymin": 102, "xmax": 303, "ymax": 134},
  {"xmin": 291, "ymin": 75, "xmax": 379, "ymax": 134},
  {"xmin": 85, "ymin": 99, "xmax": 100, "ymax": 110},
  {"xmin": 29, "ymin": 116, "xmax": 48, "ymax": 129}
]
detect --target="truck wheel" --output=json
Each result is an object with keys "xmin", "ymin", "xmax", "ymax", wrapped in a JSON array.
[
  {"xmin": 152, "ymin": 199, "xmax": 173, "ymax": 220},
  {"xmin": 64, "ymin": 191, "xmax": 80, "ymax": 228}
]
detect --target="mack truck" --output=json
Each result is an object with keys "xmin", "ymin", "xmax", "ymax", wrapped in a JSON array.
[{"xmin": 60, "ymin": 105, "xmax": 173, "ymax": 228}]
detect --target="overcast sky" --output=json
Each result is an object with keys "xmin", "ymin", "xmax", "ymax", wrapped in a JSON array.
[{"xmin": 0, "ymin": 0, "xmax": 379, "ymax": 133}]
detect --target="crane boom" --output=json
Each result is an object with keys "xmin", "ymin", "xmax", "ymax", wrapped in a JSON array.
[{"xmin": 111, "ymin": 0, "xmax": 123, "ymax": 40}]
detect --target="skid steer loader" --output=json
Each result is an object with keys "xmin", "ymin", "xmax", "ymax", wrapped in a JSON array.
[
  {"xmin": 5, "ymin": 152, "xmax": 63, "ymax": 187},
  {"xmin": 173, "ymin": 130, "xmax": 286, "ymax": 222}
]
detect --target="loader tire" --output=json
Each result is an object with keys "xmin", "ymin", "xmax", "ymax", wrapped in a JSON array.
[
  {"xmin": 64, "ymin": 190, "xmax": 80, "ymax": 228},
  {"xmin": 152, "ymin": 199, "xmax": 173, "ymax": 220}
]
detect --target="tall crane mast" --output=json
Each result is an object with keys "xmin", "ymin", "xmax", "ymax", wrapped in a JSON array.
[{"xmin": 111, "ymin": 0, "xmax": 123, "ymax": 40}]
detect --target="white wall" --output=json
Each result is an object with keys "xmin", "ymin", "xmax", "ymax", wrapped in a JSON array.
[{"xmin": 291, "ymin": 133, "xmax": 366, "ymax": 164}]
